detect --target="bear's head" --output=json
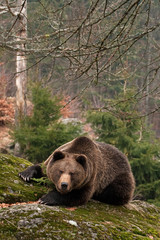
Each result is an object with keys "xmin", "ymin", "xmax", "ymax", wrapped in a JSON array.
[{"xmin": 47, "ymin": 151, "xmax": 88, "ymax": 194}]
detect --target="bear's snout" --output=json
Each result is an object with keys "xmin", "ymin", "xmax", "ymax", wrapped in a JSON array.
[
  {"xmin": 61, "ymin": 182, "xmax": 68, "ymax": 190},
  {"xmin": 57, "ymin": 173, "xmax": 71, "ymax": 194}
]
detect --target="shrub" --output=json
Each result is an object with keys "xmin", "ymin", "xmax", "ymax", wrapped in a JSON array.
[
  {"xmin": 12, "ymin": 85, "xmax": 82, "ymax": 162},
  {"xmin": 0, "ymin": 99, "xmax": 14, "ymax": 126}
]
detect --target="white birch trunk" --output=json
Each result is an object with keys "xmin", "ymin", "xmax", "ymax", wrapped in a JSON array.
[{"xmin": 15, "ymin": 0, "xmax": 27, "ymax": 121}]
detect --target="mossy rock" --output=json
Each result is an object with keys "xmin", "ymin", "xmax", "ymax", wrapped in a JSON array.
[
  {"xmin": 0, "ymin": 154, "xmax": 49, "ymax": 203},
  {"xmin": 0, "ymin": 201, "xmax": 160, "ymax": 239},
  {"xmin": 0, "ymin": 154, "xmax": 160, "ymax": 239}
]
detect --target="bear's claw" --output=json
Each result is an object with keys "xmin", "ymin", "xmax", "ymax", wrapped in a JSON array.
[
  {"xmin": 38, "ymin": 199, "xmax": 45, "ymax": 204},
  {"xmin": 19, "ymin": 165, "xmax": 43, "ymax": 182},
  {"xmin": 38, "ymin": 192, "xmax": 59, "ymax": 206},
  {"xmin": 19, "ymin": 172, "xmax": 31, "ymax": 182}
]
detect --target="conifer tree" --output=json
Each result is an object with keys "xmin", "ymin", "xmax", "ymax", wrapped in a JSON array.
[
  {"xmin": 13, "ymin": 85, "xmax": 82, "ymax": 162},
  {"xmin": 87, "ymin": 89, "xmax": 160, "ymax": 187}
]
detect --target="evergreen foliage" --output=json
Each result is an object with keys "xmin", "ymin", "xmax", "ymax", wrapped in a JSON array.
[
  {"xmin": 87, "ymin": 89, "xmax": 160, "ymax": 190},
  {"xmin": 136, "ymin": 180, "xmax": 160, "ymax": 206},
  {"xmin": 12, "ymin": 85, "xmax": 82, "ymax": 163}
]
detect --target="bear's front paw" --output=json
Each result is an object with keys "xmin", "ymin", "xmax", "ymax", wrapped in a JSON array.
[
  {"xmin": 19, "ymin": 165, "xmax": 42, "ymax": 182},
  {"xmin": 19, "ymin": 170, "xmax": 33, "ymax": 182},
  {"xmin": 38, "ymin": 192, "xmax": 58, "ymax": 206}
]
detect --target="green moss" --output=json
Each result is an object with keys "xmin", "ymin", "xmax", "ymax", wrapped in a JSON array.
[
  {"xmin": 0, "ymin": 153, "xmax": 160, "ymax": 239},
  {"xmin": 0, "ymin": 201, "xmax": 160, "ymax": 239},
  {"xmin": 0, "ymin": 154, "xmax": 49, "ymax": 203},
  {"xmin": 61, "ymin": 201, "xmax": 160, "ymax": 239}
]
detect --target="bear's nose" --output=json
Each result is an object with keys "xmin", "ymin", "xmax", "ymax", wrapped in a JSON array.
[{"xmin": 61, "ymin": 182, "xmax": 68, "ymax": 190}]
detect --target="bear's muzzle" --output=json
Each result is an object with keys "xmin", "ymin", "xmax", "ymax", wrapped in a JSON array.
[{"xmin": 57, "ymin": 173, "xmax": 72, "ymax": 194}]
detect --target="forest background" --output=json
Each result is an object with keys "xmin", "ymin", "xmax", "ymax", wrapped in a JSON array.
[{"xmin": 0, "ymin": 0, "xmax": 160, "ymax": 205}]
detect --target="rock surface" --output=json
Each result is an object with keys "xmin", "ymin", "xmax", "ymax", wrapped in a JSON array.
[
  {"xmin": 0, "ymin": 153, "xmax": 49, "ymax": 203},
  {"xmin": 0, "ymin": 153, "xmax": 160, "ymax": 239},
  {"xmin": 0, "ymin": 201, "xmax": 160, "ymax": 239}
]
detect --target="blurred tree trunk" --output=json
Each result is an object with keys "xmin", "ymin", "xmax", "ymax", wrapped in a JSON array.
[{"xmin": 15, "ymin": 0, "xmax": 27, "ymax": 123}]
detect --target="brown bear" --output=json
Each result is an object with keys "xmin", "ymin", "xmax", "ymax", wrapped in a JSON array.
[{"xmin": 19, "ymin": 136, "xmax": 135, "ymax": 207}]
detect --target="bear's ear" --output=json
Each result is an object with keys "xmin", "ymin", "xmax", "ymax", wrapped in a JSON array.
[
  {"xmin": 53, "ymin": 151, "xmax": 65, "ymax": 161},
  {"xmin": 76, "ymin": 155, "xmax": 87, "ymax": 170}
]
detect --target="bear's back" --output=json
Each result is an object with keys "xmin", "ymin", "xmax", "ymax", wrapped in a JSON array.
[
  {"xmin": 56, "ymin": 136, "xmax": 131, "ymax": 174},
  {"xmin": 93, "ymin": 141, "xmax": 133, "ymax": 194},
  {"xmin": 96, "ymin": 141, "xmax": 131, "ymax": 172}
]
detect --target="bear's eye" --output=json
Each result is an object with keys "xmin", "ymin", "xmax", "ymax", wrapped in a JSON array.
[
  {"xmin": 70, "ymin": 172, "xmax": 74, "ymax": 176},
  {"xmin": 59, "ymin": 170, "xmax": 64, "ymax": 174}
]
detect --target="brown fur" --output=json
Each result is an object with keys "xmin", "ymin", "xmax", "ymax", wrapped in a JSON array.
[
  {"xmin": 44, "ymin": 136, "xmax": 135, "ymax": 206},
  {"xmin": 19, "ymin": 136, "xmax": 135, "ymax": 206}
]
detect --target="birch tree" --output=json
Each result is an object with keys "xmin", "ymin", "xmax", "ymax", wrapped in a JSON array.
[
  {"xmin": 15, "ymin": 0, "xmax": 27, "ymax": 121},
  {"xmin": 0, "ymin": 0, "xmax": 160, "ymax": 120},
  {"xmin": 0, "ymin": 0, "xmax": 27, "ymax": 122}
]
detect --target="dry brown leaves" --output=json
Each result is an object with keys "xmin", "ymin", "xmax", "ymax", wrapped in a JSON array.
[{"xmin": 0, "ymin": 201, "xmax": 38, "ymax": 209}]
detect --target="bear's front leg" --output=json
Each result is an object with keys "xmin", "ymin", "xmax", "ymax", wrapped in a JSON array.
[
  {"xmin": 38, "ymin": 190, "xmax": 60, "ymax": 206},
  {"xmin": 19, "ymin": 165, "xmax": 43, "ymax": 182},
  {"xmin": 39, "ymin": 185, "xmax": 92, "ymax": 207}
]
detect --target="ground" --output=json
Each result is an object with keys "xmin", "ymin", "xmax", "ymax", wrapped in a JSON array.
[
  {"xmin": 0, "ymin": 153, "xmax": 50, "ymax": 203},
  {"xmin": 0, "ymin": 201, "xmax": 160, "ymax": 239},
  {"xmin": 0, "ymin": 153, "xmax": 160, "ymax": 239}
]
